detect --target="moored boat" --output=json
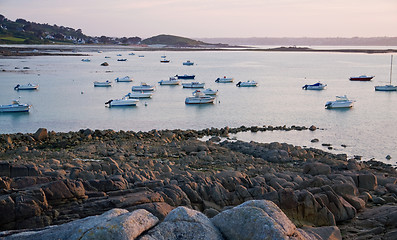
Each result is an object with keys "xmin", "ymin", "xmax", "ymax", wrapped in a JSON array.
[
  {"xmin": 185, "ymin": 90, "xmax": 215, "ymax": 104},
  {"xmin": 325, "ymin": 95, "xmax": 355, "ymax": 109},
  {"xmin": 105, "ymin": 97, "xmax": 139, "ymax": 107},
  {"xmin": 197, "ymin": 88, "xmax": 218, "ymax": 95},
  {"xmin": 117, "ymin": 59, "xmax": 127, "ymax": 61},
  {"xmin": 131, "ymin": 83, "xmax": 155, "ymax": 91},
  {"xmin": 175, "ymin": 74, "xmax": 195, "ymax": 80},
  {"xmin": 125, "ymin": 91, "xmax": 153, "ymax": 98},
  {"xmin": 302, "ymin": 82, "xmax": 327, "ymax": 90},
  {"xmin": 349, "ymin": 75, "xmax": 374, "ymax": 81},
  {"xmin": 14, "ymin": 83, "xmax": 38, "ymax": 90},
  {"xmin": 183, "ymin": 60, "xmax": 194, "ymax": 66},
  {"xmin": 182, "ymin": 82, "xmax": 205, "ymax": 88},
  {"xmin": 115, "ymin": 76, "xmax": 133, "ymax": 82},
  {"xmin": 160, "ymin": 58, "xmax": 170, "ymax": 63},
  {"xmin": 236, "ymin": 81, "xmax": 258, "ymax": 87},
  {"xmin": 375, "ymin": 55, "xmax": 396, "ymax": 91},
  {"xmin": 81, "ymin": 59, "xmax": 91, "ymax": 62},
  {"xmin": 158, "ymin": 77, "xmax": 181, "ymax": 85},
  {"xmin": 0, "ymin": 98, "xmax": 31, "ymax": 113},
  {"xmin": 215, "ymin": 76, "xmax": 234, "ymax": 83},
  {"xmin": 94, "ymin": 81, "xmax": 112, "ymax": 87}
]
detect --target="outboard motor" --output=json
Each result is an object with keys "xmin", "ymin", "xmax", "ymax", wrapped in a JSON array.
[
  {"xmin": 302, "ymin": 85, "xmax": 308, "ymax": 90},
  {"xmin": 215, "ymin": 78, "xmax": 220, "ymax": 83},
  {"xmin": 105, "ymin": 99, "xmax": 113, "ymax": 105},
  {"xmin": 14, "ymin": 84, "xmax": 20, "ymax": 90},
  {"xmin": 236, "ymin": 81, "xmax": 241, "ymax": 87}
]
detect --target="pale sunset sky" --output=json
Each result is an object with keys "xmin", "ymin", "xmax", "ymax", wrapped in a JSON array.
[{"xmin": 1, "ymin": 0, "xmax": 396, "ymax": 38}]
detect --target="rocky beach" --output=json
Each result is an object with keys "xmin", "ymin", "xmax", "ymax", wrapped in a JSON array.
[{"xmin": 0, "ymin": 126, "xmax": 396, "ymax": 239}]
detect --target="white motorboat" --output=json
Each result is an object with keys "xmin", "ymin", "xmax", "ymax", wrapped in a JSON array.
[
  {"xmin": 196, "ymin": 88, "xmax": 218, "ymax": 95},
  {"xmin": 0, "ymin": 98, "xmax": 31, "ymax": 113},
  {"xmin": 302, "ymin": 82, "xmax": 327, "ymax": 90},
  {"xmin": 105, "ymin": 97, "xmax": 139, "ymax": 107},
  {"xmin": 215, "ymin": 76, "xmax": 234, "ymax": 83},
  {"xmin": 375, "ymin": 55, "xmax": 396, "ymax": 91},
  {"xmin": 236, "ymin": 81, "xmax": 258, "ymax": 87},
  {"xmin": 325, "ymin": 95, "xmax": 355, "ymax": 109},
  {"xmin": 160, "ymin": 58, "xmax": 170, "ymax": 63},
  {"xmin": 185, "ymin": 90, "xmax": 215, "ymax": 104},
  {"xmin": 115, "ymin": 76, "xmax": 133, "ymax": 82},
  {"xmin": 183, "ymin": 60, "xmax": 194, "ymax": 66},
  {"xmin": 131, "ymin": 83, "xmax": 155, "ymax": 91},
  {"xmin": 158, "ymin": 77, "xmax": 181, "ymax": 85},
  {"xmin": 14, "ymin": 83, "xmax": 38, "ymax": 90},
  {"xmin": 125, "ymin": 91, "xmax": 153, "ymax": 98},
  {"xmin": 94, "ymin": 80, "xmax": 112, "ymax": 87},
  {"xmin": 182, "ymin": 82, "xmax": 205, "ymax": 88}
]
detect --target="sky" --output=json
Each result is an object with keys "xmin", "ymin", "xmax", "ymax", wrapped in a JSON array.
[{"xmin": 1, "ymin": 0, "xmax": 397, "ymax": 39}]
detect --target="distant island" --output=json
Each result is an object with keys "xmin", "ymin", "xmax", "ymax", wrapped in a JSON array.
[{"xmin": 1, "ymin": 14, "xmax": 397, "ymax": 48}]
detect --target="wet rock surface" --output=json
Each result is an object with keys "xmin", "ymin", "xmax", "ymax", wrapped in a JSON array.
[{"xmin": 0, "ymin": 127, "xmax": 396, "ymax": 239}]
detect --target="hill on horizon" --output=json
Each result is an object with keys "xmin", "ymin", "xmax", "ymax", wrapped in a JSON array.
[{"xmin": 141, "ymin": 34, "xmax": 210, "ymax": 47}]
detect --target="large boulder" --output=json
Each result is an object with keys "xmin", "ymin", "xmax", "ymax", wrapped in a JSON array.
[
  {"xmin": 2, "ymin": 208, "xmax": 158, "ymax": 240},
  {"xmin": 303, "ymin": 163, "xmax": 331, "ymax": 176},
  {"xmin": 139, "ymin": 206, "xmax": 223, "ymax": 240},
  {"xmin": 33, "ymin": 128, "xmax": 48, "ymax": 141},
  {"xmin": 358, "ymin": 173, "xmax": 378, "ymax": 191},
  {"xmin": 211, "ymin": 200, "xmax": 301, "ymax": 240}
]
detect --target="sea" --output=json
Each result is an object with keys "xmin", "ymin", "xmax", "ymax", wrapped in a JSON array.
[{"xmin": 0, "ymin": 45, "xmax": 396, "ymax": 166}]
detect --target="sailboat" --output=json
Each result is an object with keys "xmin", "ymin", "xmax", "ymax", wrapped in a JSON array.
[{"xmin": 375, "ymin": 55, "xmax": 397, "ymax": 91}]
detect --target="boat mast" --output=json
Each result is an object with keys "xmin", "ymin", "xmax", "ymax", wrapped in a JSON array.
[{"xmin": 390, "ymin": 55, "xmax": 393, "ymax": 85}]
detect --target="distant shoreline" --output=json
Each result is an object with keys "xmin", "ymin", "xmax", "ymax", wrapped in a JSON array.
[{"xmin": 1, "ymin": 45, "xmax": 397, "ymax": 57}]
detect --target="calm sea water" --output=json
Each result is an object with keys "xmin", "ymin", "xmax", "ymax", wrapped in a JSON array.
[{"xmin": 0, "ymin": 47, "xmax": 396, "ymax": 165}]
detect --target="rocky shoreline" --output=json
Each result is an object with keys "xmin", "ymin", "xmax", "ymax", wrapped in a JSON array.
[{"xmin": 0, "ymin": 127, "xmax": 396, "ymax": 239}]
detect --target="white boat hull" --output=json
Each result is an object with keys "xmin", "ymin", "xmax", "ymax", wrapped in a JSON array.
[
  {"xmin": 115, "ymin": 76, "xmax": 133, "ymax": 82},
  {"xmin": 215, "ymin": 77, "xmax": 234, "ymax": 83},
  {"xmin": 94, "ymin": 81, "xmax": 112, "ymax": 87},
  {"xmin": 236, "ymin": 81, "xmax": 257, "ymax": 87},
  {"xmin": 185, "ymin": 97, "xmax": 215, "ymax": 104},
  {"xmin": 126, "ymin": 92, "xmax": 153, "ymax": 98},
  {"xmin": 14, "ymin": 84, "xmax": 38, "ymax": 90},
  {"xmin": 182, "ymin": 83, "xmax": 205, "ymax": 88},
  {"xmin": 107, "ymin": 98, "xmax": 139, "ymax": 107},
  {"xmin": 375, "ymin": 85, "xmax": 397, "ymax": 91},
  {"xmin": 325, "ymin": 101, "xmax": 354, "ymax": 109},
  {"xmin": 159, "ymin": 80, "xmax": 181, "ymax": 85},
  {"xmin": 0, "ymin": 104, "xmax": 31, "ymax": 113}
]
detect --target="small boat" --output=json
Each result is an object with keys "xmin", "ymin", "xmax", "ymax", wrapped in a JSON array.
[
  {"xmin": 104, "ymin": 56, "xmax": 111, "ymax": 58},
  {"xmin": 349, "ymin": 75, "xmax": 374, "ymax": 81},
  {"xmin": 0, "ymin": 98, "xmax": 31, "ymax": 113},
  {"xmin": 185, "ymin": 90, "xmax": 215, "ymax": 104},
  {"xmin": 105, "ymin": 97, "xmax": 139, "ymax": 107},
  {"xmin": 175, "ymin": 74, "xmax": 195, "ymax": 79},
  {"xmin": 138, "ymin": 55, "xmax": 145, "ymax": 57},
  {"xmin": 131, "ymin": 83, "xmax": 155, "ymax": 91},
  {"xmin": 125, "ymin": 91, "xmax": 153, "ymax": 98},
  {"xmin": 117, "ymin": 54, "xmax": 122, "ymax": 56},
  {"xmin": 158, "ymin": 77, "xmax": 181, "ymax": 85},
  {"xmin": 115, "ymin": 76, "xmax": 133, "ymax": 82},
  {"xmin": 375, "ymin": 55, "xmax": 396, "ymax": 91},
  {"xmin": 236, "ymin": 81, "xmax": 258, "ymax": 87},
  {"xmin": 94, "ymin": 80, "xmax": 112, "ymax": 87},
  {"xmin": 129, "ymin": 53, "xmax": 135, "ymax": 55},
  {"xmin": 160, "ymin": 59, "xmax": 170, "ymax": 63},
  {"xmin": 215, "ymin": 76, "xmax": 234, "ymax": 83},
  {"xmin": 117, "ymin": 59, "xmax": 127, "ymax": 61},
  {"xmin": 183, "ymin": 60, "xmax": 194, "ymax": 66},
  {"xmin": 325, "ymin": 95, "xmax": 355, "ymax": 109},
  {"xmin": 302, "ymin": 82, "xmax": 327, "ymax": 90},
  {"xmin": 182, "ymin": 82, "xmax": 205, "ymax": 88},
  {"xmin": 81, "ymin": 59, "xmax": 91, "ymax": 62},
  {"xmin": 14, "ymin": 83, "xmax": 38, "ymax": 90},
  {"xmin": 195, "ymin": 88, "xmax": 218, "ymax": 95}
]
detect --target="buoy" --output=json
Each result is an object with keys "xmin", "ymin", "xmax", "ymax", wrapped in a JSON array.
[
  {"xmin": 81, "ymin": 91, "xmax": 84, "ymax": 94},
  {"xmin": 145, "ymin": 102, "xmax": 148, "ymax": 106}
]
